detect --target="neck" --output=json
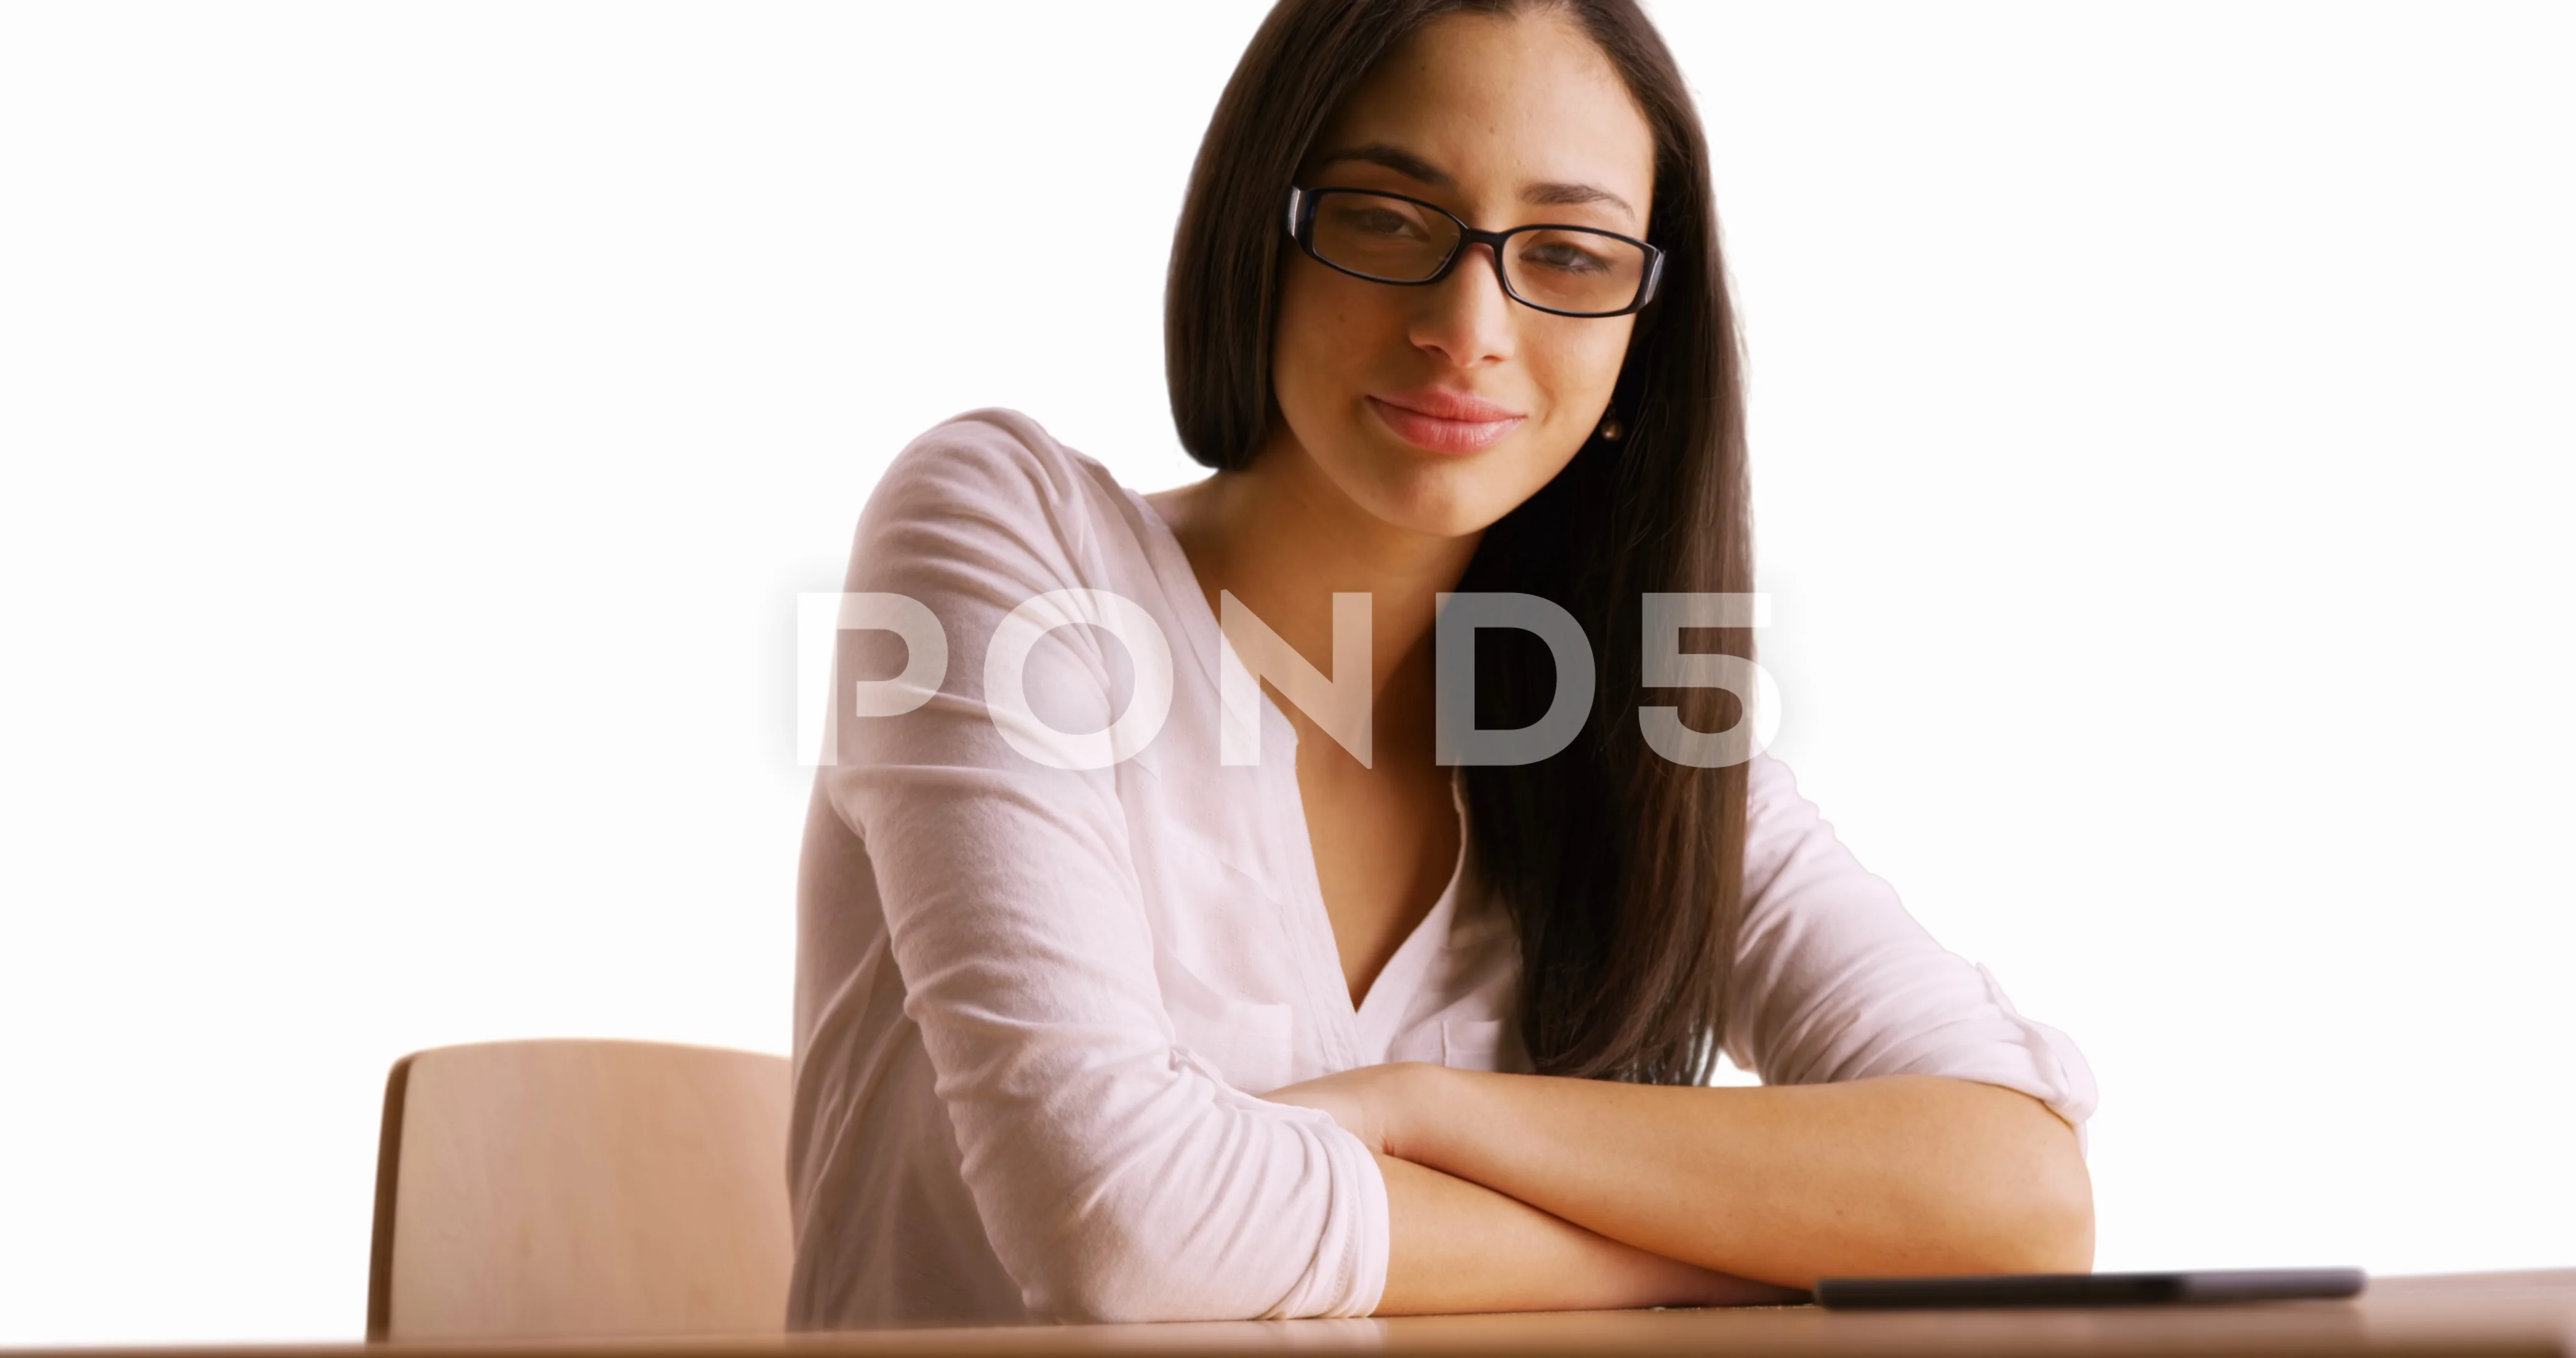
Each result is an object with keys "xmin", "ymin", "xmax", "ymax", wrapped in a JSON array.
[{"xmin": 1151, "ymin": 429, "xmax": 1480, "ymax": 744}]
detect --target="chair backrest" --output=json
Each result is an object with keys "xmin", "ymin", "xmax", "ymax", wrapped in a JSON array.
[{"xmin": 366, "ymin": 1039, "xmax": 793, "ymax": 1342}]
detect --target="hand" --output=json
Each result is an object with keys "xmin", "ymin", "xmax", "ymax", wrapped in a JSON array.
[{"xmin": 1260, "ymin": 1061, "xmax": 1439, "ymax": 1157}]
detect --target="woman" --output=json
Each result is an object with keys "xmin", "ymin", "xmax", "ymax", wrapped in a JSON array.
[{"xmin": 791, "ymin": 0, "xmax": 2096, "ymax": 1328}]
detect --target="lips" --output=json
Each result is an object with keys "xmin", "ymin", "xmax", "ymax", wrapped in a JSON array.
[{"xmin": 1367, "ymin": 389, "xmax": 1526, "ymax": 455}]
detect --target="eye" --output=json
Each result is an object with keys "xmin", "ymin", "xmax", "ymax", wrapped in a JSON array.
[
  {"xmin": 1520, "ymin": 236, "xmax": 1616, "ymax": 275},
  {"xmin": 1330, "ymin": 204, "xmax": 1430, "ymax": 240}
]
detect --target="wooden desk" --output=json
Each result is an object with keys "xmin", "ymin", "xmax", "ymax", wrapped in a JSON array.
[{"xmin": 32, "ymin": 1270, "xmax": 2576, "ymax": 1358}]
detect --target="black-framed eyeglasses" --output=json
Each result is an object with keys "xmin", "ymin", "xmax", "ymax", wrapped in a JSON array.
[{"xmin": 1285, "ymin": 185, "xmax": 1664, "ymax": 318}]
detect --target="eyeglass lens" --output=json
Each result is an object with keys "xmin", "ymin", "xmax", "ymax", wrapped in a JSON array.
[{"xmin": 1307, "ymin": 190, "xmax": 1647, "ymax": 316}]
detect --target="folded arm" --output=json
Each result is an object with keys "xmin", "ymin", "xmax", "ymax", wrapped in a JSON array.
[
  {"xmin": 1295, "ymin": 1064, "xmax": 2091, "ymax": 1305},
  {"xmin": 1371, "ymin": 1151, "xmax": 1808, "ymax": 1313}
]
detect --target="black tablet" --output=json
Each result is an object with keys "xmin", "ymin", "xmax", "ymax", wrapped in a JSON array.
[{"xmin": 1814, "ymin": 1267, "xmax": 2368, "ymax": 1309}]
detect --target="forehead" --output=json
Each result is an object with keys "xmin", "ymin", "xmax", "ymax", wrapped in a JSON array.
[{"xmin": 1310, "ymin": 9, "xmax": 1655, "ymax": 216}]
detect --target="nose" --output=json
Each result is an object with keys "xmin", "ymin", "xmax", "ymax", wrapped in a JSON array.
[{"xmin": 1407, "ymin": 241, "xmax": 1516, "ymax": 370}]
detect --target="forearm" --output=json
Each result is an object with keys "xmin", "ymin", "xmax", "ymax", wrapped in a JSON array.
[
  {"xmin": 1391, "ymin": 1070, "xmax": 2093, "ymax": 1288},
  {"xmin": 1372, "ymin": 1152, "xmax": 1805, "ymax": 1315}
]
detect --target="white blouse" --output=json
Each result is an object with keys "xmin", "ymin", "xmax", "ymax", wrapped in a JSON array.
[{"xmin": 787, "ymin": 409, "xmax": 2097, "ymax": 1330}]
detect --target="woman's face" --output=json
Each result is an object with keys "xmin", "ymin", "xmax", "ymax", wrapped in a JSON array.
[{"xmin": 1267, "ymin": 7, "xmax": 1657, "ymax": 541}]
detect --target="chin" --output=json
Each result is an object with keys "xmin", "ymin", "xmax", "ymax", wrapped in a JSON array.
[{"xmin": 1341, "ymin": 437, "xmax": 1551, "ymax": 540}]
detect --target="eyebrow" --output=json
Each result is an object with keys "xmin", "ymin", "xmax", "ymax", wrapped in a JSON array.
[{"xmin": 1311, "ymin": 141, "xmax": 1639, "ymax": 223}]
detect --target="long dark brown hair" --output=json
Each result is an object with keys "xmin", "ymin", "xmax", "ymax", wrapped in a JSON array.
[{"xmin": 1165, "ymin": 0, "xmax": 1753, "ymax": 1084}]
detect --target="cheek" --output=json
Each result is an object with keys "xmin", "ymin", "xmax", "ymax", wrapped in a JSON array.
[
  {"xmin": 1272, "ymin": 263, "xmax": 1402, "ymax": 419},
  {"xmin": 1536, "ymin": 323, "xmax": 1638, "ymax": 417},
  {"xmin": 1512, "ymin": 325, "xmax": 1638, "ymax": 493}
]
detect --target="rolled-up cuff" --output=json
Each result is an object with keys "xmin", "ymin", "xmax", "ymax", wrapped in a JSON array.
[
  {"xmin": 1974, "ymin": 963, "xmax": 2099, "ymax": 1158},
  {"xmin": 1336, "ymin": 1125, "xmax": 1391, "ymax": 1317}
]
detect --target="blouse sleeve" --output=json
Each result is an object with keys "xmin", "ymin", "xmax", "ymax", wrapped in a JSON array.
[
  {"xmin": 1722, "ymin": 751, "xmax": 2099, "ymax": 1147},
  {"xmin": 815, "ymin": 411, "xmax": 1388, "ymax": 1322}
]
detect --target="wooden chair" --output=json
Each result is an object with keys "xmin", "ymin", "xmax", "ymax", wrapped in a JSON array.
[{"xmin": 365, "ymin": 1039, "xmax": 793, "ymax": 1341}]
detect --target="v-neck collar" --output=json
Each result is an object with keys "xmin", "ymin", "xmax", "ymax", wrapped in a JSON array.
[
  {"xmin": 1348, "ymin": 769, "xmax": 1469, "ymax": 1061},
  {"xmin": 1123, "ymin": 484, "xmax": 1470, "ymax": 1068}
]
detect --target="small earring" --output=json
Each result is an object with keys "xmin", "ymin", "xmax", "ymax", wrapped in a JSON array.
[{"xmin": 1597, "ymin": 411, "xmax": 1623, "ymax": 441}]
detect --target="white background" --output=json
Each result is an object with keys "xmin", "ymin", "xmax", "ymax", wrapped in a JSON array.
[{"xmin": 3, "ymin": 1, "xmax": 2570, "ymax": 1344}]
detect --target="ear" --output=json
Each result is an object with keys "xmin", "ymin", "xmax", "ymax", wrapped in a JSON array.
[{"xmin": 1599, "ymin": 317, "xmax": 1660, "ymax": 442}]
